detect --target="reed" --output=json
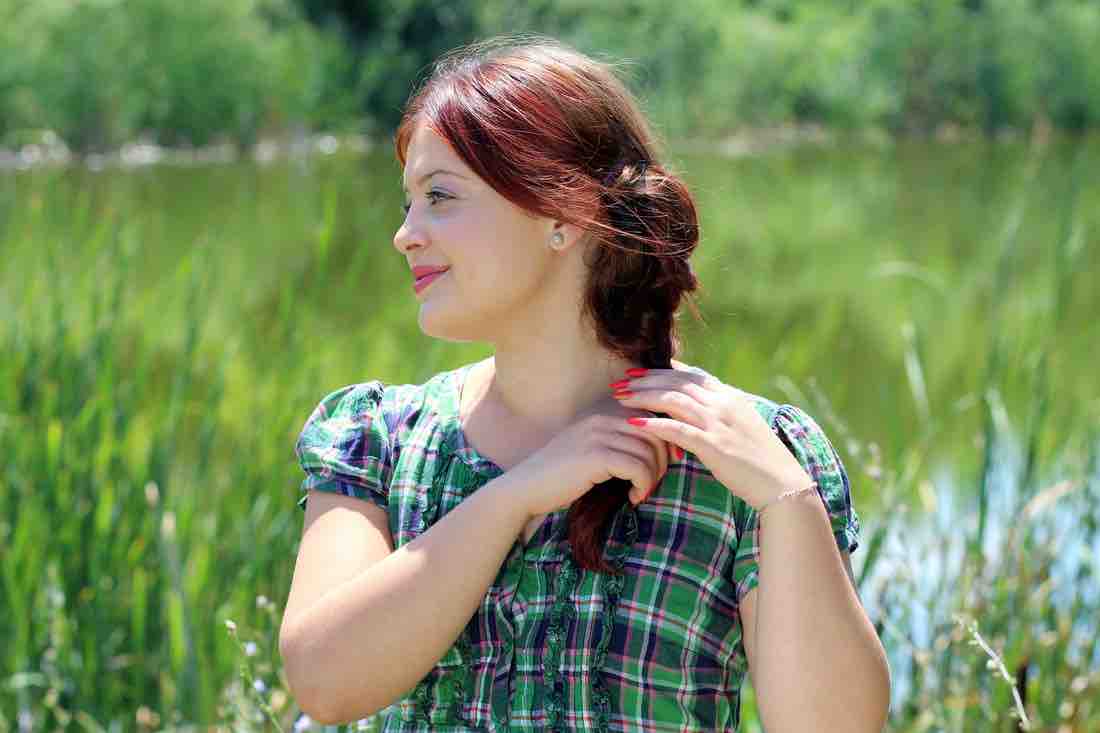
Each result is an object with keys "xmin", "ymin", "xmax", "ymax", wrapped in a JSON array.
[{"xmin": 1, "ymin": 138, "xmax": 1096, "ymax": 731}]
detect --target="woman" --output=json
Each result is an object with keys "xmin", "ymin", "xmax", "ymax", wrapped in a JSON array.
[{"xmin": 280, "ymin": 34, "xmax": 890, "ymax": 732}]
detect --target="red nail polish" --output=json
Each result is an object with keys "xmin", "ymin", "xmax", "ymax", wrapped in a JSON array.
[
  {"xmin": 627, "ymin": 417, "xmax": 648, "ymax": 426},
  {"xmin": 625, "ymin": 368, "xmax": 648, "ymax": 377},
  {"xmin": 609, "ymin": 379, "xmax": 631, "ymax": 389},
  {"xmin": 613, "ymin": 389, "xmax": 634, "ymax": 398}
]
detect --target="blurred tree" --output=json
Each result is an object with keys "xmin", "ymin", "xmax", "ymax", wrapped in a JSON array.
[
  {"xmin": 463, "ymin": 0, "xmax": 724, "ymax": 138},
  {"xmin": 293, "ymin": 0, "xmax": 481, "ymax": 134},
  {"xmin": 3, "ymin": 0, "xmax": 1097, "ymax": 148}
]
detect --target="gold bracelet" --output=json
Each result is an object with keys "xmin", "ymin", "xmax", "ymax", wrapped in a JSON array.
[{"xmin": 756, "ymin": 481, "xmax": 819, "ymax": 518}]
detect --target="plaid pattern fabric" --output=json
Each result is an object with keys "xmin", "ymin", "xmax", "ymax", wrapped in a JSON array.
[{"xmin": 295, "ymin": 362, "xmax": 861, "ymax": 732}]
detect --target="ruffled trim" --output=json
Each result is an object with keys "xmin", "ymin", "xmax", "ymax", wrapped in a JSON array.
[
  {"xmin": 403, "ymin": 431, "xmax": 479, "ymax": 726},
  {"xmin": 449, "ymin": 630, "xmax": 475, "ymax": 722},
  {"xmin": 402, "ymin": 366, "xmax": 515, "ymax": 725},
  {"xmin": 412, "ymin": 677, "xmax": 432, "ymax": 721},
  {"xmin": 544, "ymin": 503, "xmax": 638, "ymax": 733},
  {"xmin": 591, "ymin": 506, "xmax": 638, "ymax": 732},
  {"xmin": 441, "ymin": 456, "xmax": 480, "ymax": 724},
  {"xmin": 543, "ymin": 553, "xmax": 579, "ymax": 732}
]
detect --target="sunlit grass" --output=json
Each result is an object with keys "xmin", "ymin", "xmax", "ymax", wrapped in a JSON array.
[{"xmin": 1, "ymin": 136, "xmax": 1098, "ymax": 731}]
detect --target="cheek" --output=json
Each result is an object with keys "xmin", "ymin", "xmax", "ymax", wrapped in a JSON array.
[
  {"xmin": 452, "ymin": 212, "xmax": 546, "ymax": 297},
  {"xmin": 457, "ymin": 256, "xmax": 538, "ymax": 312}
]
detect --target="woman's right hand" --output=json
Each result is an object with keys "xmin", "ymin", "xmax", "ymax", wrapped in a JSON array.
[{"xmin": 508, "ymin": 394, "xmax": 676, "ymax": 519}]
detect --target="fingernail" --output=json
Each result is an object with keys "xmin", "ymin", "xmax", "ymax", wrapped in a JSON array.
[
  {"xmin": 625, "ymin": 368, "xmax": 648, "ymax": 377},
  {"xmin": 613, "ymin": 389, "xmax": 634, "ymax": 399},
  {"xmin": 609, "ymin": 379, "xmax": 631, "ymax": 389},
  {"xmin": 675, "ymin": 446, "xmax": 683, "ymax": 460}
]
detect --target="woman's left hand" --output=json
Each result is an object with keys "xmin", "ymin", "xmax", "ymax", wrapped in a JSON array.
[{"xmin": 613, "ymin": 360, "xmax": 814, "ymax": 510}]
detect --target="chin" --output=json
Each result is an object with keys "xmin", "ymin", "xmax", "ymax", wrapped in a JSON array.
[{"xmin": 417, "ymin": 306, "xmax": 484, "ymax": 344}]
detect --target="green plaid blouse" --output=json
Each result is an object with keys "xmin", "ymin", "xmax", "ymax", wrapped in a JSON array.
[{"xmin": 295, "ymin": 361, "xmax": 861, "ymax": 732}]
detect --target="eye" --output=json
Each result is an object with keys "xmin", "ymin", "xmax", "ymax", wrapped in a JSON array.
[{"xmin": 401, "ymin": 189, "xmax": 451, "ymax": 215}]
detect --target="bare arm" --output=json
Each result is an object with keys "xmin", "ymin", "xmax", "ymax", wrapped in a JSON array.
[
  {"xmin": 280, "ymin": 472, "xmax": 530, "ymax": 724},
  {"xmin": 740, "ymin": 494, "xmax": 891, "ymax": 731}
]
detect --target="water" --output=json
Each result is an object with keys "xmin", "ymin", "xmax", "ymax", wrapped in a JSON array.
[{"xmin": 3, "ymin": 133, "xmax": 1098, "ymax": 729}]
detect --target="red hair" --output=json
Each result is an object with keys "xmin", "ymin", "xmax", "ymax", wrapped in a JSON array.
[{"xmin": 394, "ymin": 34, "xmax": 705, "ymax": 574}]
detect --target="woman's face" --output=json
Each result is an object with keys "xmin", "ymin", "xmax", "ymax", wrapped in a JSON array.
[{"xmin": 393, "ymin": 121, "xmax": 567, "ymax": 343}]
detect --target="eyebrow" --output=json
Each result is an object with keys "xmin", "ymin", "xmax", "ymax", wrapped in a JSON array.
[{"xmin": 401, "ymin": 168, "xmax": 468, "ymax": 193}]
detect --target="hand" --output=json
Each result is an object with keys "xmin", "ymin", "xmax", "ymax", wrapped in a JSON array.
[
  {"xmin": 611, "ymin": 360, "xmax": 814, "ymax": 510},
  {"xmin": 508, "ymin": 394, "xmax": 678, "ymax": 520}
]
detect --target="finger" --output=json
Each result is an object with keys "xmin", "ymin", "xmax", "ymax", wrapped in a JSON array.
[
  {"xmin": 642, "ymin": 417, "xmax": 671, "ymax": 504},
  {"xmin": 671, "ymin": 359, "xmax": 715, "ymax": 380},
  {"xmin": 636, "ymin": 431, "xmax": 666, "ymax": 503},
  {"xmin": 616, "ymin": 407, "xmax": 681, "ymax": 470},
  {"xmin": 638, "ymin": 411, "xmax": 668, "ymax": 482},
  {"xmin": 624, "ymin": 415, "xmax": 706, "ymax": 460},
  {"xmin": 625, "ymin": 374, "xmax": 714, "ymax": 400},
  {"xmin": 627, "ymin": 366, "xmax": 722, "ymax": 394},
  {"xmin": 650, "ymin": 428, "xmax": 668, "ymax": 487},
  {"xmin": 605, "ymin": 431, "xmax": 663, "ymax": 503},
  {"xmin": 613, "ymin": 388, "xmax": 707, "ymax": 430},
  {"xmin": 659, "ymin": 435, "xmax": 669, "ymax": 479},
  {"xmin": 601, "ymin": 436, "xmax": 657, "ymax": 497}
]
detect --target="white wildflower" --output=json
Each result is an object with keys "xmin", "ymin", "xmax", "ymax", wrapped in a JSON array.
[{"xmin": 160, "ymin": 512, "xmax": 176, "ymax": 540}]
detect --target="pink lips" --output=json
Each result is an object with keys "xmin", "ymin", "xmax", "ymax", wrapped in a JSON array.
[{"xmin": 413, "ymin": 268, "xmax": 448, "ymax": 294}]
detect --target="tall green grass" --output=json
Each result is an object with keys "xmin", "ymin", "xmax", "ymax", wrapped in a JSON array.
[{"xmin": 1, "ymin": 136, "xmax": 1097, "ymax": 731}]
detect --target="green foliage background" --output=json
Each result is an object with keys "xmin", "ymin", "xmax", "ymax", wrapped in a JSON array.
[
  {"xmin": 3, "ymin": 2, "xmax": 1099, "ymax": 730},
  {"xmin": 2, "ymin": 0, "xmax": 1099, "ymax": 151},
  {"xmin": 3, "ymin": 134, "xmax": 1098, "ymax": 731}
]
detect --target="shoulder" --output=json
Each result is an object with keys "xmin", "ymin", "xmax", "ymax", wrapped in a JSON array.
[
  {"xmin": 300, "ymin": 367, "xmax": 454, "ymax": 431},
  {"xmin": 747, "ymin": 391, "xmax": 861, "ymax": 555},
  {"xmin": 724, "ymin": 381, "xmax": 850, "ymax": 496},
  {"xmin": 307, "ymin": 380, "xmax": 388, "ymax": 418},
  {"xmin": 298, "ymin": 381, "xmax": 386, "ymax": 442},
  {"xmin": 768, "ymin": 401, "xmax": 849, "ymax": 485},
  {"xmin": 295, "ymin": 379, "xmax": 406, "ymax": 463},
  {"xmin": 680, "ymin": 363, "xmax": 856, "ymax": 519}
]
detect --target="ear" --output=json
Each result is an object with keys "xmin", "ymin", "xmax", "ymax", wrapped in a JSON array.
[{"xmin": 549, "ymin": 220, "xmax": 591, "ymax": 251}]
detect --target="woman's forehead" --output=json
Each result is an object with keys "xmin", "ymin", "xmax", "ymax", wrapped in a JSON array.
[{"xmin": 403, "ymin": 125, "xmax": 469, "ymax": 182}]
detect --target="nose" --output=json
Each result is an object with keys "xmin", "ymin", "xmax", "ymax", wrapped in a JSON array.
[{"xmin": 392, "ymin": 213, "xmax": 424, "ymax": 256}]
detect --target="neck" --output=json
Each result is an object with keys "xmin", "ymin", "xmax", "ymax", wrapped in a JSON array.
[
  {"xmin": 463, "ymin": 258, "xmax": 646, "ymax": 436},
  {"xmin": 467, "ymin": 348, "xmax": 642, "ymax": 438}
]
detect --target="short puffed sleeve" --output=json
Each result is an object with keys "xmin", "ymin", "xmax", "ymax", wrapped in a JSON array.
[
  {"xmin": 731, "ymin": 403, "xmax": 862, "ymax": 605},
  {"xmin": 295, "ymin": 381, "xmax": 393, "ymax": 512}
]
